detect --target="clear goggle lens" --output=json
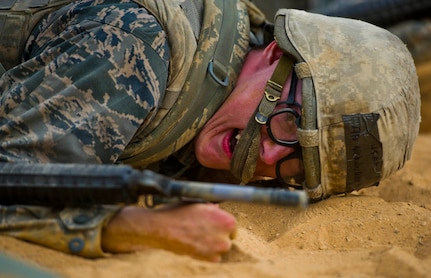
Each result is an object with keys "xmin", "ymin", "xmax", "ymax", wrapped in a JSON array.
[
  {"xmin": 267, "ymin": 108, "xmax": 300, "ymax": 145},
  {"xmin": 267, "ymin": 107, "xmax": 304, "ymax": 188}
]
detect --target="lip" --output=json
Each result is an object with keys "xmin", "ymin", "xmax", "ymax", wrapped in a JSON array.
[{"xmin": 222, "ymin": 129, "xmax": 239, "ymax": 158}]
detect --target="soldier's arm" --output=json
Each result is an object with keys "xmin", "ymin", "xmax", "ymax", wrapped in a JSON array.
[
  {"xmin": 0, "ymin": 1, "xmax": 169, "ymax": 257},
  {"xmin": 0, "ymin": 205, "xmax": 122, "ymax": 257}
]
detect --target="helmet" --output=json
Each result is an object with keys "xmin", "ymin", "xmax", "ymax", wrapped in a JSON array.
[{"xmin": 231, "ymin": 9, "xmax": 421, "ymax": 201}]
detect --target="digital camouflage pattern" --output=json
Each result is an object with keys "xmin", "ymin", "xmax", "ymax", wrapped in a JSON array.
[
  {"xmin": 388, "ymin": 19, "xmax": 431, "ymax": 66},
  {"xmin": 0, "ymin": 0, "xmax": 170, "ymax": 164},
  {"xmin": 120, "ymin": 0, "xmax": 250, "ymax": 168},
  {"xmin": 274, "ymin": 9, "xmax": 421, "ymax": 200},
  {"xmin": 389, "ymin": 19, "xmax": 431, "ymax": 135},
  {"xmin": 0, "ymin": 0, "xmax": 75, "ymax": 71},
  {"xmin": 0, "ymin": 0, "xmax": 251, "ymax": 168},
  {"xmin": 0, "ymin": 0, "xmax": 253, "ymax": 258},
  {"xmin": 0, "ymin": 0, "xmax": 169, "ymax": 258}
]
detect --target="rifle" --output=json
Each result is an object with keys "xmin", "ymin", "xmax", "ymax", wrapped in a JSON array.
[{"xmin": 0, "ymin": 163, "xmax": 308, "ymax": 208}]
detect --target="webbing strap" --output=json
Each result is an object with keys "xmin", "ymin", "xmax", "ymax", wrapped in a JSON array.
[
  {"xmin": 143, "ymin": 0, "xmax": 236, "ymax": 153},
  {"xmin": 208, "ymin": 0, "xmax": 237, "ymax": 87},
  {"xmin": 121, "ymin": 0, "xmax": 241, "ymax": 166},
  {"xmin": 230, "ymin": 54, "xmax": 294, "ymax": 184},
  {"xmin": 180, "ymin": 0, "xmax": 203, "ymax": 39}
]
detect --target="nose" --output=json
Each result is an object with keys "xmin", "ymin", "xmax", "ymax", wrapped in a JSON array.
[{"xmin": 259, "ymin": 133, "xmax": 295, "ymax": 165}]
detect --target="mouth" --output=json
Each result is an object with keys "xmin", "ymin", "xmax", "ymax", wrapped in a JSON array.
[{"xmin": 223, "ymin": 129, "xmax": 241, "ymax": 158}]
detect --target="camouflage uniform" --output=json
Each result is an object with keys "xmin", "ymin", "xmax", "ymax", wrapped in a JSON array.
[
  {"xmin": 0, "ymin": 0, "xmax": 252, "ymax": 257},
  {"xmin": 0, "ymin": 0, "xmax": 169, "ymax": 258},
  {"xmin": 0, "ymin": 0, "xmax": 170, "ymax": 164}
]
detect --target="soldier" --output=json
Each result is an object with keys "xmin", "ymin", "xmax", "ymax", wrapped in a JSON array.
[{"xmin": 0, "ymin": 0, "xmax": 420, "ymax": 262}]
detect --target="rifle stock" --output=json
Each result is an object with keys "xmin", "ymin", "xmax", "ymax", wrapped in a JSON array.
[{"xmin": 0, "ymin": 163, "xmax": 308, "ymax": 208}]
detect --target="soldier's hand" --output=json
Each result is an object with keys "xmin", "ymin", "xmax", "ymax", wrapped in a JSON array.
[{"xmin": 101, "ymin": 203, "xmax": 237, "ymax": 262}]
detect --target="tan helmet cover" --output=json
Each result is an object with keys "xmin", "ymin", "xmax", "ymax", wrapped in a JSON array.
[{"xmin": 273, "ymin": 9, "xmax": 421, "ymax": 200}]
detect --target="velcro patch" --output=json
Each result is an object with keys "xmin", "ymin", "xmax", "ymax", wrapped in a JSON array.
[{"xmin": 343, "ymin": 113, "xmax": 382, "ymax": 192}]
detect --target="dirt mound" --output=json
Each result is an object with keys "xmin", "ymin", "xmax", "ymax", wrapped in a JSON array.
[{"xmin": 1, "ymin": 134, "xmax": 431, "ymax": 278}]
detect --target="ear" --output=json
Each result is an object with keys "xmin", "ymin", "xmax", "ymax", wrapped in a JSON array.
[{"xmin": 263, "ymin": 41, "xmax": 284, "ymax": 65}]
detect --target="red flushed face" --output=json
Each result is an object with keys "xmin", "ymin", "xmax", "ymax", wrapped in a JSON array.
[{"xmin": 194, "ymin": 42, "xmax": 303, "ymax": 180}]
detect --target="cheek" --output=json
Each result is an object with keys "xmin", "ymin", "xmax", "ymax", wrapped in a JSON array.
[{"xmin": 225, "ymin": 84, "xmax": 265, "ymax": 117}]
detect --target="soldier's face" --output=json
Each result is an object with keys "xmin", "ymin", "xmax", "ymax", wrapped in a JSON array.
[{"xmin": 195, "ymin": 42, "xmax": 302, "ymax": 179}]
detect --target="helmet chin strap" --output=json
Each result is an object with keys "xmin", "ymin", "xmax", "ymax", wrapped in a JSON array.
[{"xmin": 230, "ymin": 54, "xmax": 295, "ymax": 184}]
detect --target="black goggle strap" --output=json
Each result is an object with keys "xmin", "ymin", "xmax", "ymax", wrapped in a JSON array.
[
  {"xmin": 230, "ymin": 54, "xmax": 294, "ymax": 184},
  {"xmin": 286, "ymin": 69, "xmax": 298, "ymax": 106},
  {"xmin": 284, "ymin": 70, "xmax": 302, "ymax": 127},
  {"xmin": 276, "ymin": 142, "xmax": 304, "ymax": 189}
]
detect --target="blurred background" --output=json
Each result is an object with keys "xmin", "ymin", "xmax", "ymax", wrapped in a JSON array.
[{"xmin": 252, "ymin": 0, "xmax": 431, "ymax": 133}]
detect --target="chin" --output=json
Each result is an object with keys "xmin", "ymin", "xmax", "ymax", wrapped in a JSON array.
[
  {"xmin": 194, "ymin": 140, "xmax": 214, "ymax": 168},
  {"xmin": 195, "ymin": 146, "xmax": 227, "ymax": 170},
  {"xmin": 196, "ymin": 152, "xmax": 224, "ymax": 170}
]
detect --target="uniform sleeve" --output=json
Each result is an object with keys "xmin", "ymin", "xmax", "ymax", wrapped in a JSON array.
[
  {"xmin": 0, "ymin": 1, "xmax": 170, "ymax": 257},
  {"xmin": 0, "ymin": 205, "xmax": 122, "ymax": 258},
  {"xmin": 0, "ymin": 0, "xmax": 170, "ymax": 164}
]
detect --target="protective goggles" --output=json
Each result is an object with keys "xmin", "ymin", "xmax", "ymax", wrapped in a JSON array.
[{"xmin": 230, "ymin": 54, "xmax": 304, "ymax": 187}]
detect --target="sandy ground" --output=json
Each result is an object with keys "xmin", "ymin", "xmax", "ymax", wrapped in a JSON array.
[
  {"xmin": 2, "ymin": 0, "xmax": 431, "ymax": 276},
  {"xmin": 1, "ymin": 3, "xmax": 431, "ymax": 276},
  {"xmin": 1, "ymin": 63, "xmax": 431, "ymax": 278},
  {"xmin": 0, "ymin": 132, "xmax": 430, "ymax": 277}
]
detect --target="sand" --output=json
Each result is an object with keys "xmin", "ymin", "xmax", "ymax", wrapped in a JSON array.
[{"xmin": 0, "ymin": 131, "xmax": 430, "ymax": 277}]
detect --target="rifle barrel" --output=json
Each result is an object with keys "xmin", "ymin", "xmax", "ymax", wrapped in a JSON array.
[
  {"xmin": 170, "ymin": 180, "xmax": 308, "ymax": 207},
  {"xmin": 140, "ymin": 171, "xmax": 308, "ymax": 208},
  {"xmin": 0, "ymin": 163, "xmax": 308, "ymax": 208}
]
